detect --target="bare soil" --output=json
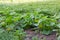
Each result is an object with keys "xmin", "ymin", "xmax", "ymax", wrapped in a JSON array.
[{"xmin": 25, "ymin": 30, "xmax": 57, "ymax": 40}]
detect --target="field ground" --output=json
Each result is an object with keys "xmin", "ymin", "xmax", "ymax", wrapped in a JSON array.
[
  {"xmin": 0, "ymin": 0, "xmax": 60, "ymax": 40},
  {"xmin": 25, "ymin": 30, "xmax": 56, "ymax": 40}
]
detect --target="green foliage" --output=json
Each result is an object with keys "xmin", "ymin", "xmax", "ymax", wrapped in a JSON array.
[
  {"xmin": 0, "ymin": 29, "xmax": 26, "ymax": 40},
  {"xmin": 0, "ymin": 30, "xmax": 19, "ymax": 40},
  {"xmin": 0, "ymin": 1, "xmax": 60, "ymax": 40},
  {"xmin": 32, "ymin": 36, "xmax": 40, "ymax": 40},
  {"xmin": 57, "ymin": 36, "xmax": 60, "ymax": 40},
  {"xmin": 32, "ymin": 36, "xmax": 46, "ymax": 40}
]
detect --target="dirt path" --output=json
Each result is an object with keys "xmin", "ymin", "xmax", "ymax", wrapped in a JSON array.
[{"xmin": 25, "ymin": 30, "xmax": 57, "ymax": 40}]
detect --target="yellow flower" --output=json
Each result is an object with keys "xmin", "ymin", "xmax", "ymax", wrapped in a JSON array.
[{"xmin": 6, "ymin": 28, "xmax": 11, "ymax": 31}]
